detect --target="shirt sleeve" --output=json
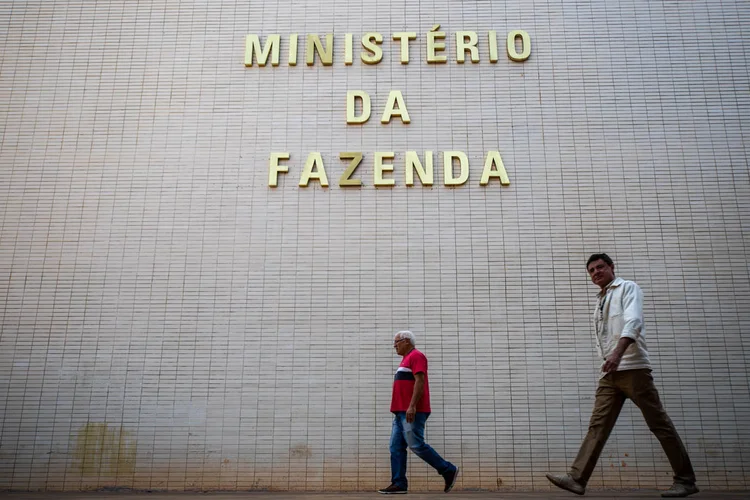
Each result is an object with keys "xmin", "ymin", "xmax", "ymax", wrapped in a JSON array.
[
  {"xmin": 620, "ymin": 281, "xmax": 644, "ymax": 340},
  {"xmin": 409, "ymin": 351, "xmax": 428, "ymax": 375}
]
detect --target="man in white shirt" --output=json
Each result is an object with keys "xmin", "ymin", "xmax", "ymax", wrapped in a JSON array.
[{"xmin": 546, "ymin": 254, "xmax": 698, "ymax": 498}]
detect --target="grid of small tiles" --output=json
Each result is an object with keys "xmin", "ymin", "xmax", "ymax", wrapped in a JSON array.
[{"xmin": 0, "ymin": 0, "xmax": 749, "ymax": 493}]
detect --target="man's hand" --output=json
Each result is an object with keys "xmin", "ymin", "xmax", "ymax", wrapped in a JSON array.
[
  {"xmin": 602, "ymin": 353, "xmax": 622, "ymax": 373},
  {"xmin": 406, "ymin": 405, "xmax": 416, "ymax": 423},
  {"xmin": 603, "ymin": 337, "xmax": 635, "ymax": 373}
]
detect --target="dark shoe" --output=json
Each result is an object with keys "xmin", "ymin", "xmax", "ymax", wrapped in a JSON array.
[
  {"xmin": 443, "ymin": 466, "xmax": 459, "ymax": 493},
  {"xmin": 378, "ymin": 483, "xmax": 407, "ymax": 494},
  {"xmin": 662, "ymin": 482, "xmax": 699, "ymax": 497},
  {"xmin": 545, "ymin": 473, "xmax": 585, "ymax": 495}
]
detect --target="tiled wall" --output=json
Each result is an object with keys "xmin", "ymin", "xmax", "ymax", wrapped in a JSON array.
[{"xmin": 1, "ymin": 0, "xmax": 749, "ymax": 492}]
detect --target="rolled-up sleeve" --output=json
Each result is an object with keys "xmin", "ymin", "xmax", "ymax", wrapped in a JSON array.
[{"xmin": 619, "ymin": 282, "xmax": 644, "ymax": 340}]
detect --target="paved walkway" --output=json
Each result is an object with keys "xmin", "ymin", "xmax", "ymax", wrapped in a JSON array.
[{"xmin": 1, "ymin": 492, "xmax": 748, "ymax": 500}]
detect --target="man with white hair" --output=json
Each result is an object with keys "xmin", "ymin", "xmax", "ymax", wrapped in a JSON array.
[{"xmin": 378, "ymin": 330, "xmax": 459, "ymax": 495}]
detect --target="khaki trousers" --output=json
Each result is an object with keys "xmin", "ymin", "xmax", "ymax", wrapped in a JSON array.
[{"xmin": 570, "ymin": 369, "xmax": 696, "ymax": 486}]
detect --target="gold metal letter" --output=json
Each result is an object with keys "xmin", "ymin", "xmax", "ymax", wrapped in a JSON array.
[
  {"xmin": 381, "ymin": 90, "xmax": 411, "ymax": 124},
  {"xmin": 361, "ymin": 32, "xmax": 383, "ymax": 64},
  {"xmin": 374, "ymin": 152, "xmax": 396, "ymax": 187},
  {"xmin": 245, "ymin": 34, "xmax": 280, "ymax": 67},
  {"xmin": 480, "ymin": 151, "xmax": 510, "ymax": 186},
  {"xmin": 426, "ymin": 25, "xmax": 447, "ymax": 64},
  {"xmin": 488, "ymin": 30, "xmax": 498, "ymax": 63},
  {"xmin": 269, "ymin": 152, "xmax": 290, "ymax": 187},
  {"xmin": 299, "ymin": 152, "xmax": 329, "ymax": 187},
  {"xmin": 345, "ymin": 33, "xmax": 353, "ymax": 65},
  {"xmin": 443, "ymin": 151, "xmax": 469, "ymax": 186},
  {"xmin": 288, "ymin": 34, "xmax": 298, "ymax": 65},
  {"xmin": 455, "ymin": 31, "xmax": 479, "ymax": 63},
  {"xmin": 405, "ymin": 151, "xmax": 433, "ymax": 186},
  {"xmin": 347, "ymin": 91, "xmax": 371, "ymax": 124},
  {"xmin": 339, "ymin": 153, "xmax": 363, "ymax": 187},
  {"xmin": 306, "ymin": 34, "xmax": 334, "ymax": 66},
  {"xmin": 392, "ymin": 32, "xmax": 416, "ymax": 64},
  {"xmin": 507, "ymin": 30, "xmax": 531, "ymax": 62}
]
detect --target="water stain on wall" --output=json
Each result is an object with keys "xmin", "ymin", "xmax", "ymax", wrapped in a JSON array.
[
  {"xmin": 290, "ymin": 444, "xmax": 312, "ymax": 458},
  {"xmin": 73, "ymin": 423, "xmax": 137, "ymax": 476}
]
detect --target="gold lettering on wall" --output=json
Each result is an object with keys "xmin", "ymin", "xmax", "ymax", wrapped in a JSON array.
[
  {"xmin": 374, "ymin": 152, "xmax": 396, "ymax": 187},
  {"xmin": 506, "ymin": 30, "xmax": 531, "ymax": 62},
  {"xmin": 249, "ymin": 26, "xmax": 523, "ymax": 191},
  {"xmin": 344, "ymin": 33, "xmax": 353, "ymax": 65},
  {"xmin": 245, "ymin": 34, "xmax": 280, "ymax": 66},
  {"xmin": 346, "ymin": 91, "xmax": 371, "ymax": 124},
  {"xmin": 269, "ymin": 152, "xmax": 290, "ymax": 187},
  {"xmin": 245, "ymin": 30, "xmax": 531, "ymax": 66},
  {"xmin": 339, "ymin": 153, "xmax": 363, "ymax": 186},
  {"xmin": 268, "ymin": 152, "xmax": 511, "ymax": 189},
  {"xmin": 405, "ymin": 151, "xmax": 434, "ymax": 186},
  {"xmin": 361, "ymin": 33, "xmax": 383, "ymax": 64},
  {"xmin": 392, "ymin": 32, "xmax": 416, "ymax": 64},
  {"xmin": 381, "ymin": 91, "xmax": 410, "ymax": 124},
  {"xmin": 480, "ymin": 151, "xmax": 511, "ymax": 185},
  {"xmin": 455, "ymin": 31, "xmax": 479, "ymax": 63},
  {"xmin": 306, "ymin": 34, "xmax": 334, "ymax": 65},
  {"xmin": 426, "ymin": 25, "xmax": 447, "ymax": 64},
  {"xmin": 299, "ymin": 152, "xmax": 329, "ymax": 187},
  {"xmin": 488, "ymin": 30, "xmax": 499, "ymax": 63},
  {"xmin": 443, "ymin": 151, "xmax": 469, "ymax": 186},
  {"xmin": 288, "ymin": 34, "xmax": 298, "ymax": 65}
]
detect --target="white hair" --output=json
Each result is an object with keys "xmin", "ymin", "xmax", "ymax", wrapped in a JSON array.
[{"xmin": 395, "ymin": 330, "xmax": 416, "ymax": 346}]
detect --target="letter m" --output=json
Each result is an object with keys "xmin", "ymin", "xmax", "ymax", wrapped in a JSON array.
[{"xmin": 245, "ymin": 34, "xmax": 280, "ymax": 66}]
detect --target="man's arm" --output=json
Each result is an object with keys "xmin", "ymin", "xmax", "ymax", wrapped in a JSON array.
[
  {"xmin": 619, "ymin": 281, "xmax": 644, "ymax": 341},
  {"xmin": 406, "ymin": 372, "xmax": 425, "ymax": 423},
  {"xmin": 603, "ymin": 337, "xmax": 634, "ymax": 373},
  {"xmin": 603, "ymin": 282, "xmax": 643, "ymax": 373}
]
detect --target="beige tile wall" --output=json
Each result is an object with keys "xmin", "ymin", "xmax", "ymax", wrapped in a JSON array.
[{"xmin": 0, "ymin": 0, "xmax": 748, "ymax": 492}]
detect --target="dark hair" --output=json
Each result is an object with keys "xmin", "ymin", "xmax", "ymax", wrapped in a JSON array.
[{"xmin": 586, "ymin": 253, "xmax": 614, "ymax": 269}]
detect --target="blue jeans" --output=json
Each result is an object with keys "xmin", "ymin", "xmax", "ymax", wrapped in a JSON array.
[{"xmin": 389, "ymin": 411, "xmax": 455, "ymax": 489}]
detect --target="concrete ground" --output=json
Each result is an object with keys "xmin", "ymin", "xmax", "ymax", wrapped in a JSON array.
[{"xmin": 1, "ymin": 492, "xmax": 749, "ymax": 500}]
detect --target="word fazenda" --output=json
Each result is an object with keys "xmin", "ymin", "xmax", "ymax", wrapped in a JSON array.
[
  {"xmin": 246, "ymin": 26, "xmax": 531, "ymax": 67},
  {"xmin": 269, "ymin": 151, "xmax": 511, "ymax": 188}
]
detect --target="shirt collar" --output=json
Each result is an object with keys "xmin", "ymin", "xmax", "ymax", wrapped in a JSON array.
[{"xmin": 598, "ymin": 277, "xmax": 624, "ymax": 297}]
